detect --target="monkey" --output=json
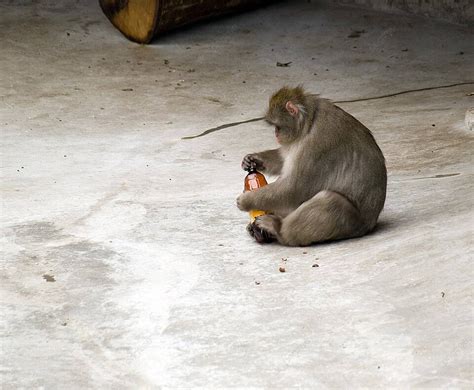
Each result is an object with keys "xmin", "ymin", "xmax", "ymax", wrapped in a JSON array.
[{"xmin": 236, "ymin": 86, "xmax": 387, "ymax": 246}]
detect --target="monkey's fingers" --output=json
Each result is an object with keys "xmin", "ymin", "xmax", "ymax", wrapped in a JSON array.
[
  {"xmin": 236, "ymin": 193, "xmax": 251, "ymax": 211},
  {"xmin": 241, "ymin": 155, "xmax": 255, "ymax": 170},
  {"xmin": 251, "ymin": 224, "xmax": 275, "ymax": 244},
  {"xmin": 246, "ymin": 221, "xmax": 273, "ymax": 243},
  {"xmin": 246, "ymin": 223, "xmax": 255, "ymax": 237},
  {"xmin": 241, "ymin": 154, "xmax": 264, "ymax": 171},
  {"xmin": 252, "ymin": 217, "xmax": 276, "ymax": 243}
]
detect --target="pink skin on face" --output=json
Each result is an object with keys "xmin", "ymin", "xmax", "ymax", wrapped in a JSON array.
[{"xmin": 275, "ymin": 127, "xmax": 281, "ymax": 144}]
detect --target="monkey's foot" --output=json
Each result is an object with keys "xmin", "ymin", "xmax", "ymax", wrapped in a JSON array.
[
  {"xmin": 252, "ymin": 215, "xmax": 282, "ymax": 244},
  {"xmin": 246, "ymin": 222, "xmax": 274, "ymax": 244},
  {"xmin": 254, "ymin": 215, "xmax": 281, "ymax": 237}
]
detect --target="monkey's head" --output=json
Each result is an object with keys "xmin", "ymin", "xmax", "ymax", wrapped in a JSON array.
[{"xmin": 265, "ymin": 86, "xmax": 307, "ymax": 145}]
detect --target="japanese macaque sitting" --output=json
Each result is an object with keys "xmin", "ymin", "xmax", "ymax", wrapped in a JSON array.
[{"xmin": 237, "ymin": 86, "xmax": 387, "ymax": 246}]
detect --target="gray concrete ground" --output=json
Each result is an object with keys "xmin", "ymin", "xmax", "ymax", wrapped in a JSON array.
[{"xmin": 1, "ymin": 0, "xmax": 473, "ymax": 388}]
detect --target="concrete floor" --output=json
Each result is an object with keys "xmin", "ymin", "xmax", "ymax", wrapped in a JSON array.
[{"xmin": 1, "ymin": 0, "xmax": 473, "ymax": 388}]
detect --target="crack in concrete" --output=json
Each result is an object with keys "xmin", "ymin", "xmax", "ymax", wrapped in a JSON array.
[
  {"xmin": 412, "ymin": 173, "xmax": 461, "ymax": 180},
  {"xmin": 70, "ymin": 183, "xmax": 127, "ymax": 227},
  {"xmin": 395, "ymin": 173, "xmax": 462, "ymax": 182},
  {"xmin": 181, "ymin": 116, "xmax": 264, "ymax": 140},
  {"xmin": 182, "ymin": 81, "xmax": 474, "ymax": 140},
  {"xmin": 334, "ymin": 81, "xmax": 474, "ymax": 104}
]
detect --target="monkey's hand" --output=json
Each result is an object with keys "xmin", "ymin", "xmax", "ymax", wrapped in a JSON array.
[
  {"xmin": 236, "ymin": 192, "xmax": 254, "ymax": 211},
  {"xmin": 241, "ymin": 153, "xmax": 265, "ymax": 171}
]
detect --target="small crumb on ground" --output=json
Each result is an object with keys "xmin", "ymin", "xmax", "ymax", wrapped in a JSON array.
[
  {"xmin": 43, "ymin": 274, "xmax": 56, "ymax": 282},
  {"xmin": 348, "ymin": 30, "xmax": 366, "ymax": 38},
  {"xmin": 279, "ymin": 266, "xmax": 286, "ymax": 273}
]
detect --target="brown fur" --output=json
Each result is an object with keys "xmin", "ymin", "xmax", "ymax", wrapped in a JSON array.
[{"xmin": 237, "ymin": 86, "xmax": 387, "ymax": 246}]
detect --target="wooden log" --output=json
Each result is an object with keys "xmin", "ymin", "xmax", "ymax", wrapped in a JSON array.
[{"xmin": 99, "ymin": 0, "xmax": 274, "ymax": 44}]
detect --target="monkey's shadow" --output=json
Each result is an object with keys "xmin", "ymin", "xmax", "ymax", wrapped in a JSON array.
[
  {"xmin": 368, "ymin": 219, "xmax": 395, "ymax": 236},
  {"xmin": 258, "ymin": 218, "xmax": 397, "ymax": 247}
]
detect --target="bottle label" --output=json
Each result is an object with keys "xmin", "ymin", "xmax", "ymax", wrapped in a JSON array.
[{"xmin": 248, "ymin": 177, "xmax": 261, "ymax": 191}]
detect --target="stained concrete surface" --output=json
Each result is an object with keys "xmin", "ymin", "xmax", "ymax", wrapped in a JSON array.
[
  {"xmin": 1, "ymin": 0, "xmax": 473, "ymax": 388},
  {"xmin": 334, "ymin": 0, "xmax": 474, "ymax": 25}
]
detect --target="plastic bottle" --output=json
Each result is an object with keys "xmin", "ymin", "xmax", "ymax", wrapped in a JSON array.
[
  {"xmin": 244, "ymin": 165, "xmax": 273, "ymax": 243},
  {"xmin": 244, "ymin": 165, "xmax": 268, "ymax": 221}
]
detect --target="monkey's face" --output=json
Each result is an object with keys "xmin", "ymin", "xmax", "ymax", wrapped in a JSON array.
[
  {"xmin": 265, "ymin": 89, "xmax": 304, "ymax": 145},
  {"xmin": 265, "ymin": 112, "xmax": 299, "ymax": 145}
]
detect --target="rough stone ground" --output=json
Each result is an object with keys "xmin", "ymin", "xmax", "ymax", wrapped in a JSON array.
[{"xmin": 1, "ymin": 0, "xmax": 473, "ymax": 388}]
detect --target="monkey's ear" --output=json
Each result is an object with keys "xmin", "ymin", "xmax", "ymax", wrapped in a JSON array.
[{"xmin": 285, "ymin": 101, "xmax": 299, "ymax": 117}]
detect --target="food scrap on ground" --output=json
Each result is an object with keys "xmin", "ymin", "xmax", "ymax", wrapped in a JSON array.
[
  {"xmin": 42, "ymin": 274, "xmax": 56, "ymax": 282},
  {"xmin": 348, "ymin": 29, "xmax": 366, "ymax": 38}
]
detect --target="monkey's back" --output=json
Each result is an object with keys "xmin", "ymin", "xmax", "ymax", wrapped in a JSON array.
[{"xmin": 310, "ymin": 99, "xmax": 387, "ymax": 230}]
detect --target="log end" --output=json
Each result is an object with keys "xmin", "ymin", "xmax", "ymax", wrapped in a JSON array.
[{"xmin": 99, "ymin": 0, "xmax": 159, "ymax": 43}]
